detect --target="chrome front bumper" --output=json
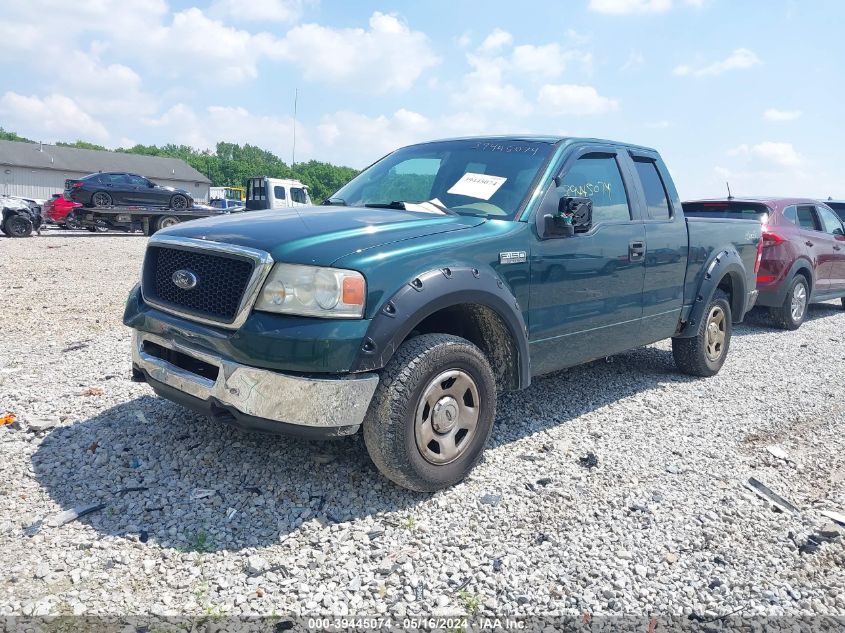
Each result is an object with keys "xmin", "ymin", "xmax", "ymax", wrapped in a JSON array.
[{"xmin": 132, "ymin": 331, "xmax": 379, "ymax": 430}]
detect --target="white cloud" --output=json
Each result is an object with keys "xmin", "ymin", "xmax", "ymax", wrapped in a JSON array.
[
  {"xmin": 537, "ymin": 84, "xmax": 619, "ymax": 115},
  {"xmin": 728, "ymin": 142, "xmax": 802, "ymax": 167},
  {"xmin": 317, "ymin": 109, "xmax": 434, "ymax": 166},
  {"xmin": 267, "ymin": 12, "xmax": 439, "ymax": 92},
  {"xmin": 763, "ymin": 108, "xmax": 802, "ymax": 122},
  {"xmin": 674, "ymin": 48, "xmax": 761, "ymax": 77},
  {"xmin": 209, "ymin": 0, "xmax": 311, "ymax": 23},
  {"xmin": 621, "ymin": 50, "xmax": 645, "ymax": 72},
  {"xmin": 588, "ymin": 0, "xmax": 671, "ymax": 13},
  {"xmin": 0, "ymin": 92, "xmax": 110, "ymax": 142},
  {"xmin": 589, "ymin": 0, "xmax": 707, "ymax": 12},
  {"xmin": 143, "ymin": 103, "xmax": 309, "ymax": 159},
  {"xmin": 478, "ymin": 28, "xmax": 513, "ymax": 53},
  {"xmin": 646, "ymin": 120, "xmax": 673, "ymax": 129}
]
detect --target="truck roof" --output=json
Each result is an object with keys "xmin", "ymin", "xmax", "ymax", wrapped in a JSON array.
[{"xmin": 409, "ymin": 135, "xmax": 658, "ymax": 154}]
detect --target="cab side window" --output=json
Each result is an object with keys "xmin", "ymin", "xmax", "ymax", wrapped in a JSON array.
[
  {"xmin": 817, "ymin": 205, "xmax": 845, "ymax": 236},
  {"xmin": 273, "ymin": 186, "xmax": 286, "ymax": 200},
  {"xmin": 796, "ymin": 205, "xmax": 821, "ymax": 231},
  {"xmin": 558, "ymin": 154, "xmax": 631, "ymax": 224},
  {"xmin": 633, "ymin": 158, "xmax": 672, "ymax": 220}
]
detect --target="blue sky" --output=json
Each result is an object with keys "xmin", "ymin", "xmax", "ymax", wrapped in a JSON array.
[{"xmin": 1, "ymin": 0, "xmax": 843, "ymax": 198}]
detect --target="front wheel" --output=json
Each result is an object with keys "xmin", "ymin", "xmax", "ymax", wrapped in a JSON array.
[
  {"xmin": 3, "ymin": 215, "xmax": 33, "ymax": 238},
  {"xmin": 672, "ymin": 289, "xmax": 732, "ymax": 377},
  {"xmin": 363, "ymin": 333, "xmax": 497, "ymax": 492},
  {"xmin": 769, "ymin": 275, "xmax": 809, "ymax": 330},
  {"xmin": 170, "ymin": 194, "xmax": 189, "ymax": 210}
]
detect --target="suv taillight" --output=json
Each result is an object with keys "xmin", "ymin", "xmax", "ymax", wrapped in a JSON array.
[{"xmin": 761, "ymin": 230, "xmax": 785, "ymax": 247}]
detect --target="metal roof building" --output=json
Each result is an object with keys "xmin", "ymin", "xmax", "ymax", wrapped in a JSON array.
[{"xmin": 0, "ymin": 140, "xmax": 211, "ymax": 202}]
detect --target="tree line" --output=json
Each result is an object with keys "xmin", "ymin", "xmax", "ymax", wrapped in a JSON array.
[{"xmin": 0, "ymin": 128, "xmax": 359, "ymax": 202}]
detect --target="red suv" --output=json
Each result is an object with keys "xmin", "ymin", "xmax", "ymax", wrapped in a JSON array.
[
  {"xmin": 43, "ymin": 193, "xmax": 83, "ymax": 228},
  {"xmin": 683, "ymin": 198, "xmax": 845, "ymax": 330}
]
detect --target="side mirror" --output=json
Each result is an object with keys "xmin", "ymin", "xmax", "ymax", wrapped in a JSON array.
[
  {"xmin": 543, "ymin": 213, "xmax": 575, "ymax": 238},
  {"xmin": 559, "ymin": 196, "xmax": 593, "ymax": 233},
  {"xmin": 148, "ymin": 182, "xmax": 156, "ymax": 188}
]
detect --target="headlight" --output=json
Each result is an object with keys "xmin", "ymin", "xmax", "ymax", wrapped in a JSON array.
[{"xmin": 254, "ymin": 263, "xmax": 366, "ymax": 318}]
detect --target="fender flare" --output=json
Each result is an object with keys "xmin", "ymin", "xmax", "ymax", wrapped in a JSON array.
[
  {"xmin": 351, "ymin": 266, "xmax": 531, "ymax": 389},
  {"xmin": 676, "ymin": 249, "xmax": 748, "ymax": 338}
]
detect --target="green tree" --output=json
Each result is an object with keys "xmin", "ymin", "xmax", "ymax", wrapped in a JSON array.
[
  {"xmin": 56, "ymin": 140, "xmax": 108, "ymax": 151},
  {"xmin": 0, "ymin": 127, "xmax": 34, "ymax": 143}
]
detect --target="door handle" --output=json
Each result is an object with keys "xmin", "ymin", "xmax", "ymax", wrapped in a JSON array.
[
  {"xmin": 805, "ymin": 240, "xmax": 814, "ymax": 247},
  {"xmin": 629, "ymin": 241, "xmax": 646, "ymax": 261},
  {"xmin": 834, "ymin": 245, "xmax": 842, "ymax": 251}
]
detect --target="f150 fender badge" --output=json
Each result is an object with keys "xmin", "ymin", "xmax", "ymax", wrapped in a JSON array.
[
  {"xmin": 172, "ymin": 269, "xmax": 198, "ymax": 290},
  {"xmin": 499, "ymin": 251, "xmax": 527, "ymax": 265}
]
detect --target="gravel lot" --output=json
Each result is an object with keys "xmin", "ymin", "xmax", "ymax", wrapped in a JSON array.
[{"xmin": 1, "ymin": 229, "xmax": 844, "ymax": 619}]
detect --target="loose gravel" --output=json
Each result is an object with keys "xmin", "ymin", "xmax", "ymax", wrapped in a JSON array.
[{"xmin": 1, "ymin": 229, "xmax": 844, "ymax": 619}]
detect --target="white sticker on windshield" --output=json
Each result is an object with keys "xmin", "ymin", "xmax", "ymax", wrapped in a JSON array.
[{"xmin": 447, "ymin": 172, "xmax": 507, "ymax": 201}]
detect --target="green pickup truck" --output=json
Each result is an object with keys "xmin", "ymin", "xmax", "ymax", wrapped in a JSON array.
[{"xmin": 124, "ymin": 136, "xmax": 761, "ymax": 491}]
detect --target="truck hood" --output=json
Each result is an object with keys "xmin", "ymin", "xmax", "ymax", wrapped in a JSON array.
[{"xmin": 158, "ymin": 206, "xmax": 486, "ymax": 266}]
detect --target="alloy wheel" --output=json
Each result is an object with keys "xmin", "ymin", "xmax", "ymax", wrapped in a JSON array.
[{"xmin": 791, "ymin": 283, "xmax": 807, "ymax": 322}]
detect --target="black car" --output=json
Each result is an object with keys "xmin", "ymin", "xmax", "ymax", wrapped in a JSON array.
[{"xmin": 65, "ymin": 172, "xmax": 193, "ymax": 209}]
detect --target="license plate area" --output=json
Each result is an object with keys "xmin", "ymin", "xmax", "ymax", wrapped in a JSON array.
[{"xmin": 141, "ymin": 340, "xmax": 220, "ymax": 382}]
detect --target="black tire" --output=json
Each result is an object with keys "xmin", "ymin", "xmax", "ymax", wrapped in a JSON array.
[
  {"xmin": 363, "ymin": 333, "xmax": 497, "ymax": 492},
  {"xmin": 156, "ymin": 215, "xmax": 180, "ymax": 231},
  {"xmin": 672, "ymin": 289, "xmax": 732, "ymax": 377},
  {"xmin": 769, "ymin": 275, "xmax": 809, "ymax": 330},
  {"xmin": 91, "ymin": 191, "xmax": 112, "ymax": 208},
  {"xmin": 0, "ymin": 221, "xmax": 9, "ymax": 236},
  {"xmin": 4, "ymin": 215, "xmax": 33, "ymax": 238},
  {"xmin": 170, "ymin": 194, "xmax": 189, "ymax": 210},
  {"xmin": 65, "ymin": 211, "xmax": 81, "ymax": 230}
]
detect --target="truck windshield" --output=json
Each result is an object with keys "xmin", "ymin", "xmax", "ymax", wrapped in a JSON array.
[
  {"xmin": 682, "ymin": 201, "xmax": 770, "ymax": 220},
  {"xmin": 328, "ymin": 139, "xmax": 555, "ymax": 220}
]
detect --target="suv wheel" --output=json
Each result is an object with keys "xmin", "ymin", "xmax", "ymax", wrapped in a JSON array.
[
  {"xmin": 770, "ymin": 275, "xmax": 808, "ymax": 330},
  {"xmin": 363, "ymin": 333, "xmax": 496, "ymax": 492},
  {"xmin": 672, "ymin": 289, "xmax": 732, "ymax": 377}
]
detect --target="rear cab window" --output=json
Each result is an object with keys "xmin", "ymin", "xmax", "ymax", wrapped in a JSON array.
[
  {"xmin": 682, "ymin": 201, "xmax": 770, "ymax": 221},
  {"xmin": 633, "ymin": 158, "xmax": 672, "ymax": 220}
]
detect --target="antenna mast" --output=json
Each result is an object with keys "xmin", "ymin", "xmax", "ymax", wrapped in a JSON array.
[
  {"xmin": 726, "ymin": 181, "xmax": 733, "ymax": 199},
  {"xmin": 291, "ymin": 88, "xmax": 298, "ymax": 169}
]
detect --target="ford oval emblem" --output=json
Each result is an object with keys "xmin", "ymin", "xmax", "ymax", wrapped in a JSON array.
[{"xmin": 172, "ymin": 269, "xmax": 198, "ymax": 290}]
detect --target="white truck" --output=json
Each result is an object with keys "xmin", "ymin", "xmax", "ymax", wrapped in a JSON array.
[{"xmin": 245, "ymin": 177, "xmax": 311, "ymax": 211}]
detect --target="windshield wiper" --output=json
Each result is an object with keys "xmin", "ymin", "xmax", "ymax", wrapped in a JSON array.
[
  {"xmin": 364, "ymin": 201, "xmax": 407, "ymax": 210},
  {"xmin": 322, "ymin": 197, "xmax": 348, "ymax": 206}
]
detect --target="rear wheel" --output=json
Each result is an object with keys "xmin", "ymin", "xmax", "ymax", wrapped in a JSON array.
[
  {"xmin": 91, "ymin": 191, "xmax": 112, "ymax": 208},
  {"xmin": 363, "ymin": 334, "xmax": 496, "ymax": 492},
  {"xmin": 672, "ymin": 289, "xmax": 732, "ymax": 377},
  {"xmin": 4, "ymin": 215, "xmax": 34, "ymax": 238},
  {"xmin": 156, "ymin": 215, "xmax": 180, "ymax": 231},
  {"xmin": 65, "ymin": 211, "xmax": 81, "ymax": 230},
  {"xmin": 170, "ymin": 194, "xmax": 189, "ymax": 210},
  {"xmin": 770, "ymin": 275, "xmax": 808, "ymax": 330}
]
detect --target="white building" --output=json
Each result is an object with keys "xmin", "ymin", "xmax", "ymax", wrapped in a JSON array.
[{"xmin": 0, "ymin": 140, "xmax": 211, "ymax": 202}]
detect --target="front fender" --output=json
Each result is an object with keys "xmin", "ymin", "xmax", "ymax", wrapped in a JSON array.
[
  {"xmin": 676, "ymin": 249, "xmax": 748, "ymax": 338},
  {"xmin": 351, "ymin": 266, "xmax": 531, "ymax": 388}
]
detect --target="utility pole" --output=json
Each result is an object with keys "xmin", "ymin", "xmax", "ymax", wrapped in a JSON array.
[{"xmin": 292, "ymin": 88, "xmax": 298, "ymax": 169}]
